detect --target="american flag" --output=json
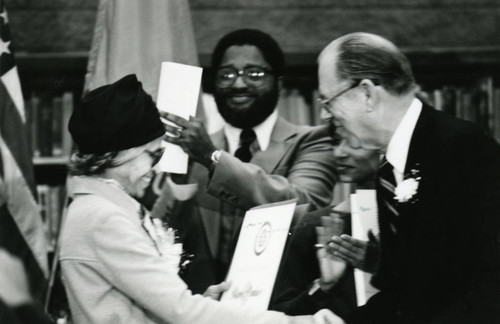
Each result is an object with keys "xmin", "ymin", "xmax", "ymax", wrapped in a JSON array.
[{"xmin": 0, "ymin": 1, "xmax": 48, "ymax": 300}]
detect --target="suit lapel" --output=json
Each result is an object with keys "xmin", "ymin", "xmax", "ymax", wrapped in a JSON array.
[
  {"xmin": 405, "ymin": 104, "xmax": 433, "ymax": 175},
  {"xmin": 251, "ymin": 117, "xmax": 301, "ymax": 173},
  {"xmin": 400, "ymin": 104, "xmax": 435, "ymax": 219}
]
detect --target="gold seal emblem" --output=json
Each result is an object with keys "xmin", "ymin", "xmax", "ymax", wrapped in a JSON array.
[{"xmin": 254, "ymin": 221, "xmax": 272, "ymax": 255}]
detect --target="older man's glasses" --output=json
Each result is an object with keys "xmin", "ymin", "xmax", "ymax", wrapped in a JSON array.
[
  {"xmin": 215, "ymin": 66, "xmax": 273, "ymax": 88},
  {"xmin": 146, "ymin": 147, "xmax": 165, "ymax": 166},
  {"xmin": 317, "ymin": 80, "xmax": 362, "ymax": 111}
]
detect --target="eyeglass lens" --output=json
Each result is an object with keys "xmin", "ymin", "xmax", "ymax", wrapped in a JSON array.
[
  {"xmin": 148, "ymin": 147, "xmax": 165, "ymax": 166},
  {"xmin": 216, "ymin": 66, "xmax": 271, "ymax": 88}
]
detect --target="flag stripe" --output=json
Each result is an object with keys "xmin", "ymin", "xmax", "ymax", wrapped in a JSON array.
[
  {"xmin": 2, "ymin": 67, "xmax": 25, "ymax": 121},
  {"xmin": 0, "ymin": 136, "xmax": 48, "ymax": 276},
  {"xmin": 1, "ymin": 2, "xmax": 48, "ymax": 305},
  {"xmin": 0, "ymin": 203, "xmax": 46, "ymax": 299},
  {"xmin": 0, "ymin": 79, "xmax": 37, "ymax": 198}
]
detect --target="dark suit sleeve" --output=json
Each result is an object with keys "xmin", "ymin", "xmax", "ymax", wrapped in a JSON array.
[{"xmin": 206, "ymin": 126, "xmax": 337, "ymax": 211}]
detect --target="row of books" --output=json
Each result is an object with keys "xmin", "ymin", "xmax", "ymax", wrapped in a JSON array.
[
  {"xmin": 419, "ymin": 77, "xmax": 500, "ymax": 140},
  {"xmin": 37, "ymin": 184, "xmax": 66, "ymax": 252},
  {"xmin": 25, "ymin": 79, "xmax": 500, "ymax": 162},
  {"xmin": 275, "ymin": 78, "xmax": 500, "ymax": 142},
  {"xmin": 25, "ymin": 92, "xmax": 74, "ymax": 158}
]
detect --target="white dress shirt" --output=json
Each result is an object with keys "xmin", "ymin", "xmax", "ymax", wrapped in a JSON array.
[
  {"xmin": 223, "ymin": 110, "xmax": 278, "ymax": 155},
  {"xmin": 385, "ymin": 98, "xmax": 422, "ymax": 184}
]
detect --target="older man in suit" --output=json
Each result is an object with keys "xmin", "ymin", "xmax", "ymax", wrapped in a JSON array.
[
  {"xmin": 317, "ymin": 32, "xmax": 500, "ymax": 323},
  {"xmin": 162, "ymin": 29, "xmax": 337, "ymax": 294}
]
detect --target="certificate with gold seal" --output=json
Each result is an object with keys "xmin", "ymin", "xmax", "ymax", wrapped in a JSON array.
[{"xmin": 220, "ymin": 199, "xmax": 297, "ymax": 310}]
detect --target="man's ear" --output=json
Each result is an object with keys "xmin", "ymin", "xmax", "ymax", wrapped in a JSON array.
[{"xmin": 359, "ymin": 79, "xmax": 379, "ymax": 111}]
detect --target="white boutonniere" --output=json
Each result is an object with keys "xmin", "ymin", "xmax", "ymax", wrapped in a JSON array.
[{"xmin": 394, "ymin": 167, "xmax": 421, "ymax": 203}]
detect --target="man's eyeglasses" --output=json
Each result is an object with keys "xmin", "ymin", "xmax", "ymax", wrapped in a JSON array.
[
  {"xmin": 215, "ymin": 66, "xmax": 273, "ymax": 88},
  {"xmin": 146, "ymin": 147, "xmax": 165, "ymax": 166},
  {"xmin": 317, "ymin": 80, "xmax": 362, "ymax": 111}
]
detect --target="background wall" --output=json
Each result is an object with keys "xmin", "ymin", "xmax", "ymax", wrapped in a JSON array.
[{"xmin": 6, "ymin": 0, "xmax": 500, "ymax": 63}]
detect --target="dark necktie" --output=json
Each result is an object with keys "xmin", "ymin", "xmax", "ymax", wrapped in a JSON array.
[
  {"xmin": 234, "ymin": 128, "xmax": 256, "ymax": 162},
  {"xmin": 377, "ymin": 156, "xmax": 400, "ymax": 233}
]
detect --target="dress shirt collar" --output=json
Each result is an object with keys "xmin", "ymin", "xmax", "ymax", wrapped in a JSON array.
[
  {"xmin": 386, "ymin": 98, "xmax": 422, "ymax": 177},
  {"xmin": 223, "ymin": 109, "xmax": 278, "ymax": 154}
]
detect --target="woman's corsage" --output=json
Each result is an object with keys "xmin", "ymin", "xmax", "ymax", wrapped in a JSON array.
[
  {"xmin": 151, "ymin": 218, "xmax": 192, "ymax": 273},
  {"xmin": 394, "ymin": 167, "xmax": 421, "ymax": 203}
]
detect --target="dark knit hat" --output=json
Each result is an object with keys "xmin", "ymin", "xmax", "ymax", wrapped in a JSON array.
[
  {"xmin": 211, "ymin": 29, "xmax": 285, "ymax": 76},
  {"xmin": 69, "ymin": 74, "xmax": 165, "ymax": 154}
]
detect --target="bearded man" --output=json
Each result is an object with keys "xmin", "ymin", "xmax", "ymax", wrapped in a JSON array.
[{"xmin": 162, "ymin": 29, "xmax": 337, "ymax": 294}]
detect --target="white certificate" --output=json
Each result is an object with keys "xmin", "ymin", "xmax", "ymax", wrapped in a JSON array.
[
  {"xmin": 156, "ymin": 62, "xmax": 203, "ymax": 174},
  {"xmin": 220, "ymin": 199, "xmax": 297, "ymax": 310},
  {"xmin": 350, "ymin": 189, "xmax": 380, "ymax": 306}
]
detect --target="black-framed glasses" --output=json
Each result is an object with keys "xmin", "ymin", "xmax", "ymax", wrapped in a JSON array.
[
  {"xmin": 317, "ymin": 80, "xmax": 362, "ymax": 111},
  {"xmin": 146, "ymin": 147, "xmax": 165, "ymax": 166},
  {"xmin": 215, "ymin": 65, "xmax": 274, "ymax": 88}
]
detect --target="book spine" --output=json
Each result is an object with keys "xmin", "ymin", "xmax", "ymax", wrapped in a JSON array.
[
  {"xmin": 31, "ymin": 94, "xmax": 40, "ymax": 157},
  {"xmin": 61, "ymin": 92, "xmax": 74, "ymax": 157},
  {"xmin": 52, "ymin": 96, "xmax": 63, "ymax": 156},
  {"xmin": 38, "ymin": 97, "xmax": 53, "ymax": 157}
]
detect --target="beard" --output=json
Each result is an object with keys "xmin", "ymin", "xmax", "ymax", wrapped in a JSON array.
[{"xmin": 214, "ymin": 85, "xmax": 279, "ymax": 129}]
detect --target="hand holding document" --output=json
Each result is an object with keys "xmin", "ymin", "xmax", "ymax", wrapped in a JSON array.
[
  {"xmin": 220, "ymin": 200, "xmax": 297, "ymax": 310},
  {"xmin": 349, "ymin": 190, "xmax": 380, "ymax": 305},
  {"xmin": 156, "ymin": 62, "xmax": 203, "ymax": 174},
  {"xmin": 160, "ymin": 111, "xmax": 217, "ymax": 168}
]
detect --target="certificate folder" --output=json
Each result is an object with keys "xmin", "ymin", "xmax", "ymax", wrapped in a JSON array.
[{"xmin": 220, "ymin": 199, "xmax": 297, "ymax": 310}]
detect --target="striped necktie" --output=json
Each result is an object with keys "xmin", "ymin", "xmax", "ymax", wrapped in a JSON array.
[{"xmin": 377, "ymin": 156, "xmax": 400, "ymax": 233}]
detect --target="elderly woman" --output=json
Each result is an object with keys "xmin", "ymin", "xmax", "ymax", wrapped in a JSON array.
[{"xmin": 59, "ymin": 75, "xmax": 338, "ymax": 324}]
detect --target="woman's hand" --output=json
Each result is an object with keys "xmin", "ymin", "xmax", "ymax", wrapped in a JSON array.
[{"xmin": 203, "ymin": 281, "xmax": 231, "ymax": 301}]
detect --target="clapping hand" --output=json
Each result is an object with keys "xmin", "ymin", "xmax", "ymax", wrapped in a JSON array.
[
  {"xmin": 315, "ymin": 214, "xmax": 347, "ymax": 291},
  {"xmin": 160, "ymin": 111, "xmax": 217, "ymax": 168},
  {"xmin": 327, "ymin": 230, "xmax": 380, "ymax": 274}
]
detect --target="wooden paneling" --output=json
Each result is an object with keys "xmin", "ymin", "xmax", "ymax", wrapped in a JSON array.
[{"xmin": 5, "ymin": 0, "xmax": 500, "ymax": 59}]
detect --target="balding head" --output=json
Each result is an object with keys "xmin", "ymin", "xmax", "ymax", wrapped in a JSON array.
[{"xmin": 319, "ymin": 32, "xmax": 416, "ymax": 96}]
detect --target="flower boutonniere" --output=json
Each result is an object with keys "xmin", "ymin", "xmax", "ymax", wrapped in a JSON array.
[{"xmin": 394, "ymin": 166, "xmax": 421, "ymax": 203}]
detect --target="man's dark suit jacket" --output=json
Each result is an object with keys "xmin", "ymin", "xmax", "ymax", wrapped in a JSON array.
[
  {"xmin": 345, "ymin": 104, "xmax": 500, "ymax": 323},
  {"xmin": 269, "ymin": 206, "xmax": 357, "ymax": 317}
]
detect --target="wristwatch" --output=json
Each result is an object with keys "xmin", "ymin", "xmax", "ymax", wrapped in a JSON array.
[{"xmin": 211, "ymin": 150, "xmax": 222, "ymax": 164}]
